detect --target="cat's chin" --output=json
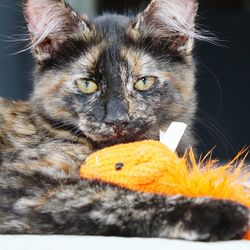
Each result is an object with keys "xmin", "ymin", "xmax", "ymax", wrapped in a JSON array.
[{"xmin": 89, "ymin": 133, "xmax": 149, "ymax": 149}]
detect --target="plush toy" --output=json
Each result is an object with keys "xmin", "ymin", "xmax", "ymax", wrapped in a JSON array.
[{"xmin": 80, "ymin": 140, "xmax": 250, "ymax": 240}]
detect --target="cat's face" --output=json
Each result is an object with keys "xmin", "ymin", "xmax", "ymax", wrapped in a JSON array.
[{"xmin": 25, "ymin": 0, "xmax": 198, "ymax": 147}]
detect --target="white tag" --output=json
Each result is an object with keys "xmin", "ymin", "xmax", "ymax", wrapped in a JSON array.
[{"xmin": 160, "ymin": 122, "xmax": 187, "ymax": 152}]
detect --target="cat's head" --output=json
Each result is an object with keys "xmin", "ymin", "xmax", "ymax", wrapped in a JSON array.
[{"xmin": 24, "ymin": 0, "xmax": 199, "ymax": 148}]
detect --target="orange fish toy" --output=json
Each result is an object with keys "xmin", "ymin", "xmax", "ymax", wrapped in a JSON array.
[{"xmin": 80, "ymin": 122, "xmax": 250, "ymax": 240}]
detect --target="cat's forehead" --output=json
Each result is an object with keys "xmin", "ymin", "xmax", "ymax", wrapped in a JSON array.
[
  {"xmin": 76, "ymin": 15, "xmax": 160, "ymax": 74},
  {"xmin": 73, "ymin": 40, "xmax": 158, "ymax": 81},
  {"xmin": 93, "ymin": 14, "xmax": 131, "ymax": 42},
  {"xmin": 40, "ymin": 13, "xmax": 183, "ymax": 77}
]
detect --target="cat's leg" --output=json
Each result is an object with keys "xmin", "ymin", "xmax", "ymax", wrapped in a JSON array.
[
  {"xmin": 1, "ymin": 171, "xmax": 249, "ymax": 241},
  {"xmin": 0, "ymin": 141, "xmax": 91, "ymax": 178}
]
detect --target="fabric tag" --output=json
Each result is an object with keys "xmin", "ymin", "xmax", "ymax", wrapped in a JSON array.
[{"xmin": 160, "ymin": 122, "xmax": 187, "ymax": 152}]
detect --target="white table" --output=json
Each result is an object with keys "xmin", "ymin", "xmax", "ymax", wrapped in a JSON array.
[{"xmin": 0, "ymin": 236, "xmax": 249, "ymax": 250}]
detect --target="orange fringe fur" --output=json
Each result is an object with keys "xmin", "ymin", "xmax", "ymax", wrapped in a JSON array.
[
  {"xmin": 80, "ymin": 140, "xmax": 250, "ymax": 239},
  {"xmin": 164, "ymin": 148, "xmax": 250, "ymax": 208}
]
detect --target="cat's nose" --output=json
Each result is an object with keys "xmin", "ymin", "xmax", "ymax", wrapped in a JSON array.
[
  {"xmin": 104, "ymin": 113, "xmax": 129, "ymax": 127},
  {"xmin": 104, "ymin": 97, "xmax": 129, "ymax": 127}
]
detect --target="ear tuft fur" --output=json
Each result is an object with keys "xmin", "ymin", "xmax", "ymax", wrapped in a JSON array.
[
  {"xmin": 24, "ymin": 0, "xmax": 89, "ymax": 61},
  {"xmin": 135, "ymin": 0, "xmax": 205, "ymax": 54}
]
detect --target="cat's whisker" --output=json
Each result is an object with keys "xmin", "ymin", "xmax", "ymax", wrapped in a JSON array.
[
  {"xmin": 190, "ymin": 127, "xmax": 207, "ymax": 149},
  {"xmin": 195, "ymin": 114, "xmax": 236, "ymax": 157},
  {"xmin": 197, "ymin": 108, "xmax": 235, "ymax": 151},
  {"xmin": 196, "ymin": 61, "xmax": 224, "ymax": 117},
  {"xmin": 0, "ymin": 33, "xmax": 30, "ymax": 43}
]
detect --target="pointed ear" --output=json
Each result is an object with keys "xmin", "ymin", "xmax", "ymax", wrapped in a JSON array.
[
  {"xmin": 24, "ymin": 0, "xmax": 90, "ymax": 61},
  {"xmin": 134, "ymin": 0, "xmax": 199, "ymax": 54}
]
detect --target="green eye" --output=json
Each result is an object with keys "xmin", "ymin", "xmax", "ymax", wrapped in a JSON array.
[
  {"xmin": 75, "ymin": 79, "xmax": 98, "ymax": 94},
  {"xmin": 134, "ymin": 76, "xmax": 157, "ymax": 91}
]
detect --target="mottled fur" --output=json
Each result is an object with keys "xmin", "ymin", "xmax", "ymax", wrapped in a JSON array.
[{"xmin": 0, "ymin": 0, "xmax": 249, "ymax": 241}]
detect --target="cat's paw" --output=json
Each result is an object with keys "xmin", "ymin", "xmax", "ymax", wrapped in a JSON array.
[{"xmin": 180, "ymin": 199, "xmax": 249, "ymax": 241}]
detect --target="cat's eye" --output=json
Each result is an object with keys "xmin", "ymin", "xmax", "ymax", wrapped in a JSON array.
[
  {"xmin": 134, "ymin": 76, "xmax": 157, "ymax": 91},
  {"xmin": 75, "ymin": 79, "xmax": 98, "ymax": 94}
]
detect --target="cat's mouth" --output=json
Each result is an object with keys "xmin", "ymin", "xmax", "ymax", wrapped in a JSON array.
[
  {"xmin": 112, "ymin": 131, "xmax": 147, "ymax": 143},
  {"xmin": 89, "ymin": 127, "xmax": 149, "ymax": 147},
  {"xmin": 103, "ymin": 130, "xmax": 147, "ymax": 143},
  {"xmin": 79, "ymin": 119, "xmax": 152, "ymax": 146},
  {"xmin": 92, "ymin": 133, "xmax": 148, "ymax": 149}
]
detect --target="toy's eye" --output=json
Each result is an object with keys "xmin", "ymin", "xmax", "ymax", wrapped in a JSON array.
[
  {"xmin": 134, "ymin": 76, "xmax": 157, "ymax": 91},
  {"xmin": 75, "ymin": 79, "xmax": 98, "ymax": 94}
]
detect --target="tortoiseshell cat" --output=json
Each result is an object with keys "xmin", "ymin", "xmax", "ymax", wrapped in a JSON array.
[{"xmin": 0, "ymin": 0, "xmax": 249, "ymax": 241}]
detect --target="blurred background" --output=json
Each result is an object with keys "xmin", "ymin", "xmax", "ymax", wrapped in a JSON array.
[{"xmin": 0, "ymin": 0, "xmax": 249, "ymax": 160}]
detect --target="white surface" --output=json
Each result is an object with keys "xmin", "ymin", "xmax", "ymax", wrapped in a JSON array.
[
  {"xmin": 160, "ymin": 122, "xmax": 187, "ymax": 151},
  {"xmin": 0, "ymin": 236, "xmax": 249, "ymax": 250}
]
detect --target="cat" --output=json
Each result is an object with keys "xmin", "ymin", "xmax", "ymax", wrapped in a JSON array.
[{"xmin": 0, "ymin": 0, "xmax": 249, "ymax": 241}]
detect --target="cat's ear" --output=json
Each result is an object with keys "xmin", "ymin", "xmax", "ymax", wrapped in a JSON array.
[
  {"xmin": 24, "ymin": 0, "xmax": 90, "ymax": 61},
  {"xmin": 133, "ymin": 0, "xmax": 199, "ymax": 54}
]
